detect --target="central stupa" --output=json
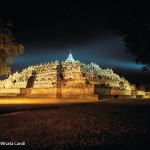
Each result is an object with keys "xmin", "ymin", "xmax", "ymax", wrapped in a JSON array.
[{"xmin": 66, "ymin": 50, "xmax": 75, "ymax": 62}]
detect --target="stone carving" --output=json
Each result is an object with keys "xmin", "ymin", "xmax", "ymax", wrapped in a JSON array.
[{"xmin": 0, "ymin": 51, "xmax": 134, "ymax": 91}]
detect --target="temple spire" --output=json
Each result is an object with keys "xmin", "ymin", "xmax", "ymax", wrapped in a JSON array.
[{"xmin": 66, "ymin": 50, "xmax": 75, "ymax": 62}]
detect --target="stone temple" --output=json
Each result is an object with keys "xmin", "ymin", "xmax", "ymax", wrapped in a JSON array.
[{"xmin": 0, "ymin": 51, "xmax": 137, "ymax": 99}]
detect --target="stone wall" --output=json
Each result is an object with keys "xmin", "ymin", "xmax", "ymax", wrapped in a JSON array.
[
  {"xmin": 95, "ymin": 87, "xmax": 132, "ymax": 96},
  {"xmin": 57, "ymin": 85, "xmax": 97, "ymax": 99},
  {"xmin": 0, "ymin": 86, "xmax": 148, "ymax": 99},
  {"xmin": 137, "ymin": 90, "xmax": 145, "ymax": 96},
  {"xmin": 118, "ymin": 90, "xmax": 131, "ymax": 96},
  {"xmin": 18, "ymin": 85, "xmax": 98, "ymax": 100},
  {"xmin": 94, "ymin": 87, "xmax": 111, "ymax": 95},
  {"xmin": 94, "ymin": 86, "xmax": 133, "ymax": 97},
  {"xmin": 111, "ymin": 87, "xmax": 119, "ymax": 95},
  {"xmin": 0, "ymin": 89, "xmax": 20, "ymax": 96},
  {"xmin": 19, "ymin": 88, "xmax": 57, "ymax": 98}
]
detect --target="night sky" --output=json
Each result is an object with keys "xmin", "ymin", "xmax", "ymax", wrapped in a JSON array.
[{"xmin": 0, "ymin": 1, "xmax": 150, "ymax": 86}]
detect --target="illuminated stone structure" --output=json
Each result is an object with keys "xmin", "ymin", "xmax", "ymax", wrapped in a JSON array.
[{"xmin": 0, "ymin": 51, "xmax": 135, "ymax": 99}]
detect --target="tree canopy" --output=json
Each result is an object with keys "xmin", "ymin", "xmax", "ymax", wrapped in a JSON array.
[
  {"xmin": 0, "ymin": 24, "xmax": 24, "ymax": 77},
  {"xmin": 103, "ymin": 1, "xmax": 150, "ymax": 70}
]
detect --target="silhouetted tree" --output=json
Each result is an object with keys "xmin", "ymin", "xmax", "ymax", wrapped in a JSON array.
[
  {"xmin": 103, "ymin": 1, "xmax": 150, "ymax": 70},
  {"xmin": 0, "ymin": 22, "xmax": 24, "ymax": 76}
]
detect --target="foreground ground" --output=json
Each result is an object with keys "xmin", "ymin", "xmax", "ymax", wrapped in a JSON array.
[{"xmin": 0, "ymin": 98, "xmax": 150, "ymax": 150}]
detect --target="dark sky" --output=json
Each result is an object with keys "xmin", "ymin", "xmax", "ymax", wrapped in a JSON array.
[{"xmin": 0, "ymin": 1, "xmax": 150, "ymax": 86}]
